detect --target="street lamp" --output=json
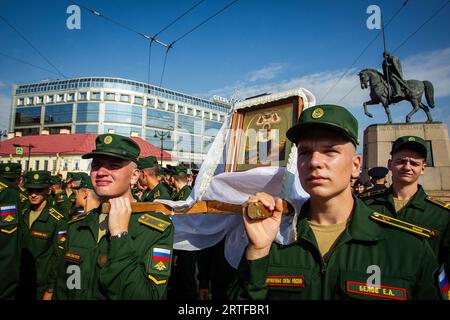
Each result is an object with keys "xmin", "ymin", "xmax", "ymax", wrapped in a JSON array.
[
  {"xmin": 153, "ymin": 130, "xmax": 171, "ymax": 167},
  {"xmin": 13, "ymin": 143, "xmax": 35, "ymax": 172}
]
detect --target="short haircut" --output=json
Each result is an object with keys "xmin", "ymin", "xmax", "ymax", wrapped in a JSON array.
[
  {"xmin": 143, "ymin": 166, "xmax": 158, "ymax": 177},
  {"xmin": 173, "ymin": 172, "xmax": 188, "ymax": 183}
]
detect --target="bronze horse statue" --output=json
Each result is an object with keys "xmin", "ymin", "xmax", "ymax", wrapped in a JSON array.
[{"xmin": 358, "ymin": 68, "xmax": 435, "ymax": 123}]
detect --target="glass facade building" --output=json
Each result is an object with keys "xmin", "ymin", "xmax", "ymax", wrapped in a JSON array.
[{"xmin": 11, "ymin": 77, "xmax": 231, "ymax": 167}]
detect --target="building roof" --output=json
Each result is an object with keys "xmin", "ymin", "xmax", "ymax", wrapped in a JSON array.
[{"xmin": 0, "ymin": 133, "xmax": 173, "ymax": 160}]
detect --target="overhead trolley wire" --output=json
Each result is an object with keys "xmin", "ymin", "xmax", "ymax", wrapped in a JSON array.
[
  {"xmin": 336, "ymin": 0, "xmax": 450, "ymax": 105},
  {"xmin": 0, "ymin": 51, "xmax": 61, "ymax": 76},
  {"xmin": 0, "ymin": 15, "xmax": 66, "ymax": 78}
]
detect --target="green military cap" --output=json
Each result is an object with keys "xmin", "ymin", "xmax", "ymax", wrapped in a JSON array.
[
  {"xmin": 66, "ymin": 172, "xmax": 75, "ymax": 183},
  {"xmin": 368, "ymin": 166, "xmax": 388, "ymax": 179},
  {"xmin": 72, "ymin": 172, "xmax": 93, "ymax": 190},
  {"xmin": 0, "ymin": 163, "xmax": 21, "ymax": 179},
  {"xmin": 50, "ymin": 175, "xmax": 62, "ymax": 185},
  {"xmin": 82, "ymin": 133, "xmax": 141, "ymax": 162},
  {"xmin": 157, "ymin": 166, "xmax": 164, "ymax": 176},
  {"xmin": 138, "ymin": 156, "xmax": 158, "ymax": 169},
  {"xmin": 391, "ymin": 136, "xmax": 428, "ymax": 159},
  {"xmin": 286, "ymin": 104, "xmax": 359, "ymax": 146},
  {"xmin": 24, "ymin": 170, "xmax": 52, "ymax": 189},
  {"xmin": 171, "ymin": 166, "xmax": 188, "ymax": 175}
]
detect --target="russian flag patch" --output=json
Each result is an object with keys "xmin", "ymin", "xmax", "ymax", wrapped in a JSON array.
[
  {"xmin": 151, "ymin": 247, "xmax": 171, "ymax": 272},
  {"xmin": 439, "ymin": 265, "xmax": 450, "ymax": 300}
]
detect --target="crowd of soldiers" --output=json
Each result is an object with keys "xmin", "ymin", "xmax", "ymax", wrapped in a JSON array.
[{"xmin": 0, "ymin": 103, "xmax": 449, "ymax": 300}]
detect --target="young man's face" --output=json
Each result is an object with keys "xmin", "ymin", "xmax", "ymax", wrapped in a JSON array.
[
  {"xmin": 27, "ymin": 187, "xmax": 50, "ymax": 205},
  {"xmin": 74, "ymin": 188, "xmax": 86, "ymax": 208},
  {"xmin": 388, "ymin": 149, "xmax": 425, "ymax": 185},
  {"xmin": 90, "ymin": 155, "xmax": 140, "ymax": 199},
  {"xmin": 297, "ymin": 130, "xmax": 361, "ymax": 200}
]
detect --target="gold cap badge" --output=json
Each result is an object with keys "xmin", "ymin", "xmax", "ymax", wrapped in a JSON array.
[
  {"xmin": 408, "ymin": 137, "xmax": 415, "ymax": 141},
  {"xmin": 104, "ymin": 135, "xmax": 113, "ymax": 144},
  {"xmin": 33, "ymin": 174, "xmax": 39, "ymax": 180},
  {"xmin": 5, "ymin": 166, "xmax": 10, "ymax": 172},
  {"xmin": 311, "ymin": 108, "xmax": 324, "ymax": 119}
]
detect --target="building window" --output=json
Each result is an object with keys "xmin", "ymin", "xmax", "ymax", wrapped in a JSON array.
[
  {"xmin": 17, "ymin": 98, "xmax": 24, "ymax": 106},
  {"xmin": 52, "ymin": 160, "xmax": 57, "ymax": 174},
  {"xmin": 34, "ymin": 160, "xmax": 40, "ymax": 170},
  {"xmin": 75, "ymin": 124, "xmax": 98, "ymax": 133},
  {"xmin": 104, "ymin": 103, "xmax": 142, "ymax": 125},
  {"xmin": 62, "ymin": 160, "xmax": 68, "ymax": 171},
  {"xmin": 105, "ymin": 92, "xmax": 115, "ymax": 101},
  {"xmin": 44, "ymin": 160, "xmax": 49, "ymax": 171},
  {"xmin": 15, "ymin": 107, "xmax": 41, "ymax": 126},
  {"xmin": 178, "ymin": 105, "xmax": 185, "ymax": 113},
  {"xmin": 77, "ymin": 102, "xmax": 99, "ymax": 122},
  {"xmin": 168, "ymin": 103, "xmax": 175, "ymax": 112},
  {"xmin": 24, "ymin": 160, "xmax": 29, "ymax": 172},
  {"xmin": 79, "ymin": 92, "xmax": 87, "ymax": 100},
  {"xmin": 120, "ymin": 94, "xmax": 130, "ymax": 103},
  {"xmin": 204, "ymin": 120, "xmax": 222, "ymax": 136},
  {"xmin": 91, "ymin": 92, "xmax": 101, "ymax": 100},
  {"xmin": 44, "ymin": 104, "xmax": 73, "ymax": 124},
  {"xmin": 73, "ymin": 159, "xmax": 80, "ymax": 171},
  {"xmin": 56, "ymin": 94, "xmax": 64, "ymax": 102},
  {"xmin": 31, "ymin": 97, "xmax": 39, "ymax": 105},
  {"xmin": 157, "ymin": 100, "xmax": 165, "ymax": 109},
  {"xmin": 204, "ymin": 111, "xmax": 210, "ymax": 119},
  {"xmin": 146, "ymin": 98, "xmax": 155, "ymax": 107},
  {"xmin": 134, "ymin": 96, "xmax": 143, "ymax": 105},
  {"xmin": 178, "ymin": 115, "xmax": 199, "ymax": 134},
  {"xmin": 186, "ymin": 108, "xmax": 193, "ymax": 116},
  {"xmin": 145, "ymin": 132, "xmax": 174, "ymax": 152},
  {"xmin": 47, "ymin": 95, "xmax": 54, "ymax": 103},
  {"xmin": 146, "ymin": 109, "xmax": 175, "ymax": 130},
  {"xmin": 195, "ymin": 110, "xmax": 202, "ymax": 118},
  {"xmin": 67, "ymin": 93, "xmax": 75, "ymax": 101}
]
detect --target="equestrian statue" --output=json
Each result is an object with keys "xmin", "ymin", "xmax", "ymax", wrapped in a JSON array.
[{"xmin": 359, "ymin": 52, "xmax": 435, "ymax": 123}]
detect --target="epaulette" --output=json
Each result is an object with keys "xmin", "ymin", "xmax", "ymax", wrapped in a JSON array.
[
  {"xmin": 0, "ymin": 181, "xmax": 8, "ymax": 192},
  {"xmin": 370, "ymin": 212, "xmax": 437, "ymax": 239},
  {"xmin": 359, "ymin": 189, "xmax": 386, "ymax": 198},
  {"xmin": 68, "ymin": 212, "xmax": 88, "ymax": 224},
  {"xmin": 138, "ymin": 213, "xmax": 171, "ymax": 232},
  {"xmin": 49, "ymin": 207, "xmax": 64, "ymax": 221},
  {"xmin": 19, "ymin": 193, "xmax": 28, "ymax": 202},
  {"xmin": 426, "ymin": 196, "xmax": 450, "ymax": 210}
]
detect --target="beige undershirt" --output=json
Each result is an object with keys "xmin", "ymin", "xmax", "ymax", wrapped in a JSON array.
[
  {"xmin": 98, "ymin": 212, "xmax": 109, "ymax": 243},
  {"xmin": 393, "ymin": 197, "xmax": 409, "ymax": 213},
  {"xmin": 28, "ymin": 201, "xmax": 46, "ymax": 227},
  {"xmin": 308, "ymin": 219, "xmax": 349, "ymax": 261}
]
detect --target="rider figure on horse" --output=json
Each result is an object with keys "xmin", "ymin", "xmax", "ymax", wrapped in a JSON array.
[{"xmin": 382, "ymin": 51, "xmax": 406, "ymax": 101}]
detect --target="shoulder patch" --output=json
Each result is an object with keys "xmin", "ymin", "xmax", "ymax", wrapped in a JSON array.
[
  {"xmin": 68, "ymin": 212, "xmax": 88, "ymax": 224},
  {"xmin": 49, "ymin": 207, "xmax": 64, "ymax": 221},
  {"xmin": 0, "ymin": 181, "xmax": 8, "ymax": 191},
  {"xmin": 138, "ymin": 213, "xmax": 171, "ymax": 232},
  {"xmin": 360, "ymin": 189, "xmax": 386, "ymax": 198},
  {"xmin": 19, "ymin": 193, "xmax": 28, "ymax": 202},
  {"xmin": 370, "ymin": 212, "xmax": 438, "ymax": 239},
  {"xmin": 426, "ymin": 196, "xmax": 450, "ymax": 210}
]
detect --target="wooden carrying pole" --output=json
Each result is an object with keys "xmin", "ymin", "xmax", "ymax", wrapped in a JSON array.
[{"xmin": 101, "ymin": 200, "xmax": 292, "ymax": 220}]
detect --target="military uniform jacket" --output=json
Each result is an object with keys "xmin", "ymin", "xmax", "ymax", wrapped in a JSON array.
[
  {"xmin": 50, "ymin": 191, "xmax": 71, "ymax": 218},
  {"xmin": 229, "ymin": 197, "xmax": 441, "ymax": 300},
  {"xmin": 363, "ymin": 185, "xmax": 450, "ymax": 274},
  {"xmin": 171, "ymin": 185, "xmax": 191, "ymax": 201},
  {"xmin": 142, "ymin": 183, "xmax": 171, "ymax": 202},
  {"xmin": 53, "ymin": 206, "xmax": 174, "ymax": 300},
  {"xmin": 0, "ymin": 177, "xmax": 22, "ymax": 299},
  {"xmin": 22, "ymin": 200, "xmax": 66, "ymax": 297}
]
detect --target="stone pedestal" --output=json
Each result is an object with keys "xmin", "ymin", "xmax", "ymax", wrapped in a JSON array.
[{"xmin": 362, "ymin": 122, "xmax": 450, "ymax": 193}]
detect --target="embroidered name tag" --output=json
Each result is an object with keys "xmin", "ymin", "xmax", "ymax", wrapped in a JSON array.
[
  {"xmin": 266, "ymin": 275, "xmax": 304, "ymax": 287},
  {"xmin": 346, "ymin": 280, "xmax": 407, "ymax": 300},
  {"xmin": 64, "ymin": 251, "xmax": 81, "ymax": 263},
  {"xmin": 31, "ymin": 230, "xmax": 50, "ymax": 239}
]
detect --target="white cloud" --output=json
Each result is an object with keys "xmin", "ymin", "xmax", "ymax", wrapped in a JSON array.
[
  {"xmin": 204, "ymin": 47, "xmax": 450, "ymax": 109},
  {"xmin": 247, "ymin": 63, "xmax": 285, "ymax": 82}
]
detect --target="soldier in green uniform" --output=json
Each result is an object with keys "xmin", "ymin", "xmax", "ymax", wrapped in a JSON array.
[
  {"xmin": 64, "ymin": 172, "xmax": 77, "ymax": 216},
  {"xmin": 170, "ymin": 166, "xmax": 191, "ymax": 201},
  {"xmin": 0, "ymin": 163, "xmax": 29, "ymax": 212},
  {"xmin": 362, "ymin": 136, "xmax": 450, "ymax": 298},
  {"xmin": 0, "ymin": 163, "xmax": 22, "ymax": 300},
  {"xmin": 138, "ymin": 156, "xmax": 171, "ymax": 202},
  {"xmin": 21, "ymin": 170, "xmax": 66, "ymax": 300},
  {"xmin": 49, "ymin": 175, "xmax": 72, "ymax": 218},
  {"xmin": 229, "ymin": 104, "xmax": 441, "ymax": 300},
  {"xmin": 72, "ymin": 172, "xmax": 100, "ymax": 214},
  {"xmin": 167, "ymin": 165, "xmax": 197, "ymax": 300},
  {"xmin": 53, "ymin": 133, "xmax": 174, "ymax": 300}
]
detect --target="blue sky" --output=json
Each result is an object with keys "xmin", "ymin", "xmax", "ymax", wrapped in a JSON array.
[{"xmin": 1, "ymin": 0, "xmax": 449, "ymax": 151}]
